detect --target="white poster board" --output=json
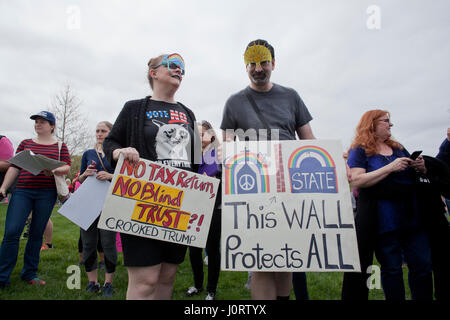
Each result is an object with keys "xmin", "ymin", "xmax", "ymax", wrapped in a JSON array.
[
  {"xmin": 58, "ymin": 175, "xmax": 110, "ymax": 231},
  {"xmin": 221, "ymin": 140, "xmax": 360, "ymax": 272},
  {"xmin": 97, "ymin": 155, "xmax": 219, "ymax": 248}
]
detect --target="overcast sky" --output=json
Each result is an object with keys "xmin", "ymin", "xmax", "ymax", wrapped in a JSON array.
[{"xmin": 1, "ymin": 0, "xmax": 449, "ymax": 157}]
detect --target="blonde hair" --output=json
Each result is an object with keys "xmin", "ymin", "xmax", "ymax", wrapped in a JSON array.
[
  {"xmin": 98, "ymin": 121, "xmax": 113, "ymax": 131},
  {"xmin": 147, "ymin": 54, "xmax": 166, "ymax": 89},
  {"xmin": 94, "ymin": 121, "xmax": 113, "ymax": 149}
]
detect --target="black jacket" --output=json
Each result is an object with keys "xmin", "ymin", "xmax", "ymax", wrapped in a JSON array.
[{"xmin": 104, "ymin": 96, "xmax": 201, "ymax": 172}]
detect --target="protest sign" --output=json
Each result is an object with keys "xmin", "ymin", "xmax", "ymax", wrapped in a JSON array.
[
  {"xmin": 97, "ymin": 155, "xmax": 219, "ymax": 248},
  {"xmin": 221, "ymin": 140, "xmax": 360, "ymax": 272}
]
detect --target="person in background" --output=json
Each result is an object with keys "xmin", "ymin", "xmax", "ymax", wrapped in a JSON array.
[
  {"xmin": 104, "ymin": 53, "xmax": 201, "ymax": 300},
  {"xmin": 71, "ymin": 172, "xmax": 105, "ymax": 268},
  {"xmin": 437, "ymin": 128, "xmax": 450, "ymax": 211},
  {"xmin": 421, "ymin": 127, "xmax": 450, "ymax": 300},
  {"xmin": 436, "ymin": 128, "xmax": 450, "ymax": 165},
  {"xmin": 0, "ymin": 135, "xmax": 14, "ymax": 202},
  {"xmin": 66, "ymin": 178, "xmax": 73, "ymax": 194},
  {"xmin": 343, "ymin": 109, "xmax": 432, "ymax": 300},
  {"xmin": 78, "ymin": 121, "xmax": 116, "ymax": 297},
  {"xmin": 0, "ymin": 111, "xmax": 71, "ymax": 288},
  {"xmin": 186, "ymin": 120, "xmax": 222, "ymax": 300},
  {"xmin": 40, "ymin": 219, "xmax": 53, "ymax": 250}
]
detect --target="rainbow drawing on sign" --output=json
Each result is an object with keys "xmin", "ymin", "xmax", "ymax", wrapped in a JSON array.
[
  {"xmin": 288, "ymin": 145, "xmax": 338, "ymax": 194},
  {"xmin": 224, "ymin": 150, "xmax": 270, "ymax": 195},
  {"xmin": 288, "ymin": 145, "xmax": 336, "ymax": 168}
]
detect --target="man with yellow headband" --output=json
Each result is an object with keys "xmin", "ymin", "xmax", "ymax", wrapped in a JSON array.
[{"xmin": 220, "ymin": 39, "xmax": 315, "ymax": 300}]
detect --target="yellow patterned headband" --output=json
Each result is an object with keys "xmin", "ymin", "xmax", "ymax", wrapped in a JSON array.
[{"xmin": 244, "ymin": 44, "xmax": 272, "ymax": 66}]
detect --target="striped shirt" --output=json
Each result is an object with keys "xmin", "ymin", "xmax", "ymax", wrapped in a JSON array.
[{"xmin": 14, "ymin": 139, "xmax": 71, "ymax": 189}]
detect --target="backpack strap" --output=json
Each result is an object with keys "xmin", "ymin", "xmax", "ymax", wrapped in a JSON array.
[{"xmin": 244, "ymin": 91, "xmax": 272, "ymax": 140}]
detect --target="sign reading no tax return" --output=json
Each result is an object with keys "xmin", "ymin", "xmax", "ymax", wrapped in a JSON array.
[
  {"xmin": 221, "ymin": 140, "xmax": 360, "ymax": 272},
  {"xmin": 98, "ymin": 154, "xmax": 219, "ymax": 248}
]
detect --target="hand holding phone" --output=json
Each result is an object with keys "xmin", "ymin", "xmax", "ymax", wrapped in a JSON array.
[{"xmin": 409, "ymin": 150, "xmax": 422, "ymax": 160}]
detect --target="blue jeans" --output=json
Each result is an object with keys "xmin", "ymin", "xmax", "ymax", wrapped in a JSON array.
[
  {"xmin": 375, "ymin": 228, "xmax": 433, "ymax": 300},
  {"xmin": 0, "ymin": 188, "xmax": 56, "ymax": 284}
]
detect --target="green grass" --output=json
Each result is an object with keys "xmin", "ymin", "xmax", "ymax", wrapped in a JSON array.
[{"xmin": 0, "ymin": 203, "xmax": 410, "ymax": 300}]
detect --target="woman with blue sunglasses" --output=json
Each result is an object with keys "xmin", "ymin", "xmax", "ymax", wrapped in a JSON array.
[{"xmin": 104, "ymin": 53, "xmax": 201, "ymax": 300}]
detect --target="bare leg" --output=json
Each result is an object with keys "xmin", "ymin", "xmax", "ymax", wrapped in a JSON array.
[
  {"xmin": 251, "ymin": 272, "xmax": 277, "ymax": 300},
  {"xmin": 126, "ymin": 265, "xmax": 161, "ymax": 300},
  {"xmin": 43, "ymin": 219, "xmax": 53, "ymax": 244},
  {"xmin": 104, "ymin": 272, "xmax": 114, "ymax": 285},
  {"xmin": 86, "ymin": 269, "xmax": 98, "ymax": 284},
  {"xmin": 251, "ymin": 272, "xmax": 292, "ymax": 300},
  {"xmin": 154, "ymin": 263, "xmax": 178, "ymax": 300}
]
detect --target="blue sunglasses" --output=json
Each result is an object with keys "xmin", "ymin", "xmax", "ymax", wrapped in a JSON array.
[{"xmin": 155, "ymin": 53, "xmax": 185, "ymax": 75}]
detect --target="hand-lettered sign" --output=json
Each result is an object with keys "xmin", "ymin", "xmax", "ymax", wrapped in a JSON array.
[
  {"xmin": 221, "ymin": 140, "xmax": 360, "ymax": 272},
  {"xmin": 97, "ymin": 155, "xmax": 219, "ymax": 248}
]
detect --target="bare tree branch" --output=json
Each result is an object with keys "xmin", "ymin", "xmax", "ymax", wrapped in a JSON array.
[{"xmin": 50, "ymin": 84, "xmax": 93, "ymax": 155}]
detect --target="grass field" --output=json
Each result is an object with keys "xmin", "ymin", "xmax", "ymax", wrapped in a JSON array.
[{"xmin": 0, "ymin": 202, "xmax": 407, "ymax": 300}]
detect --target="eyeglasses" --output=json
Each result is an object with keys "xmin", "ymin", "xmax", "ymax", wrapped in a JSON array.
[{"xmin": 378, "ymin": 118, "xmax": 392, "ymax": 124}]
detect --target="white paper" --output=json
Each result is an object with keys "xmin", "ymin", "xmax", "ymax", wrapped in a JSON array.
[
  {"xmin": 8, "ymin": 149, "xmax": 66, "ymax": 175},
  {"xmin": 58, "ymin": 175, "xmax": 111, "ymax": 231}
]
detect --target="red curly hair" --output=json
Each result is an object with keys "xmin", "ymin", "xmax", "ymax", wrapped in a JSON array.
[{"xmin": 349, "ymin": 109, "xmax": 402, "ymax": 156}]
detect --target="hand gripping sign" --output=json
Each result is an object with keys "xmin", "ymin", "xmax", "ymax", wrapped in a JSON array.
[
  {"xmin": 221, "ymin": 140, "xmax": 360, "ymax": 272},
  {"xmin": 98, "ymin": 154, "xmax": 219, "ymax": 248}
]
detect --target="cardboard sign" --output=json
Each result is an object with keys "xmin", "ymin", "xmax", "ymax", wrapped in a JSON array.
[
  {"xmin": 97, "ymin": 155, "xmax": 219, "ymax": 248},
  {"xmin": 221, "ymin": 140, "xmax": 360, "ymax": 272}
]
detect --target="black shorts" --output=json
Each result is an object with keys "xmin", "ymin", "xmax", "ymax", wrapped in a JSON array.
[{"xmin": 120, "ymin": 233, "xmax": 187, "ymax": 267}]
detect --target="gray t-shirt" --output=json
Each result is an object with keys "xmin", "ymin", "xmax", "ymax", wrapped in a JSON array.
[{"xmin": 220, "ymin": 83, "xmax": 313, "ymax": 141}]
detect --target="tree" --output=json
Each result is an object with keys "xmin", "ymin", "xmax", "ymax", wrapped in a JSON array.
[{"xmin": 50, "ymin": 84, "xmax": 93, "ymax": 155}]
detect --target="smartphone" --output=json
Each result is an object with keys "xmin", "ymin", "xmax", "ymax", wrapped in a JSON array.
[{"xmin": 409, "ymin": 150, "xmax": 422, "ymax": 160}]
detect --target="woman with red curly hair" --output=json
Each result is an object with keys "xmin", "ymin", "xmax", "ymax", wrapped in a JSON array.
[{"xmin": 342, "ymin": 109, "xmax": 432, "ymax": 300}]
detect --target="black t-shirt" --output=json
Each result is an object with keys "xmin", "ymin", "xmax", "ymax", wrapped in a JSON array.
[{"xmin": 144, "ymin": 99, "xmax": 195, "ymax": 170}]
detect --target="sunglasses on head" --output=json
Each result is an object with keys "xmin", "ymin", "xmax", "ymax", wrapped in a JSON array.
[{"xmin": 156, "ymin": 54, "xmax": 185, "ymax": 75}]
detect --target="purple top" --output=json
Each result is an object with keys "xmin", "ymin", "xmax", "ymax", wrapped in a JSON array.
[{"xmin": 198, "ymin": 148, "xmax": 219, "ymax": 177}]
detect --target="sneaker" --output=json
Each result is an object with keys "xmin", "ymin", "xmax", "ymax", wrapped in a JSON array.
[
  {"xmin": 186, "ymin": 286, "xmax": 202, "ymax": 296},
  {"xmin": 86, "ymin": 281, "xmax": 100, "ymax": 293},
  {"xmin": 27, "ymin": 277, "xmax": 46, "ymax": 286},
  {"xmin": 205, "ymin": 292, "xmax": 215, "ymax": 300},
  {"xmin": 102, "ymin": 282, "xmax": 114, "ymax": 298}
]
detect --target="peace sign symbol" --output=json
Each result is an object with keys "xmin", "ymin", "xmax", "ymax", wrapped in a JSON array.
[{"xmin": 239, "ymin": 174, "xmax": 256, "ymax": 191}]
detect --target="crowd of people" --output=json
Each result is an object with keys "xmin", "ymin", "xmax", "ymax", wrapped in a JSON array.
[{"xmin": 0, "ymin": 39, "xmax": 448, "ymax": 301}]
